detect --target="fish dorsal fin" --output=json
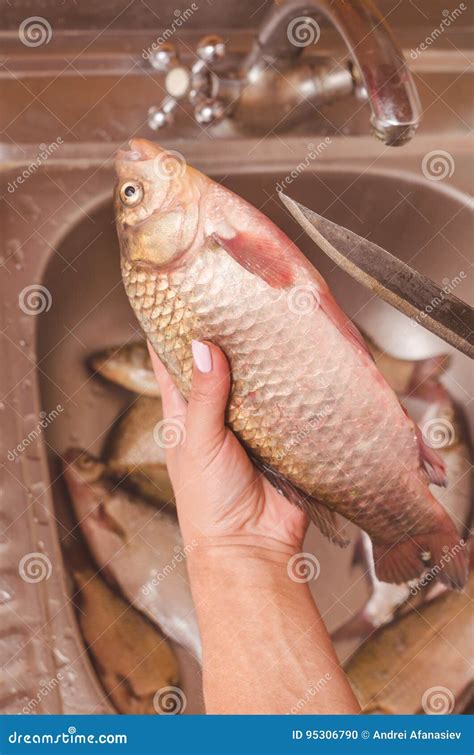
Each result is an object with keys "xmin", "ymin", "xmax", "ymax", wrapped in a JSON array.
[
  {"xmin": 320, "ymin": 288, "xmax": 374, "ymax": 359},
  {"xmin": 414, "ymin": 424, "xmax": 448, "ymax": 487}
]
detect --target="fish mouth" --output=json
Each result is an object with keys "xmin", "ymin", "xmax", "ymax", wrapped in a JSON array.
[{"xmin": 115, "ymin": 137, "xmax": 162, "ymax": 163}]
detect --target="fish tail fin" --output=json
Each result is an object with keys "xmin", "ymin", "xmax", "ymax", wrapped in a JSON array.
[
  {"xmin": 373, "ymin": 526, "xmax": 468, "ymax": 589},
  {"xmin": 419, "ymin": 529, "xmax": 469, "ymax": 590},
  {"xmin": 372, "ymin": 540, "xmax": 423, "ymax": 584}
]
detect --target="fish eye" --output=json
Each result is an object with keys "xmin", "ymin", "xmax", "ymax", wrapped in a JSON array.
[{"xmin": 119, "ymin": 181, "xmax": 144, "ymax": 207}]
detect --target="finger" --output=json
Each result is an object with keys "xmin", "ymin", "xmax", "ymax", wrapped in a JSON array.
[
  {"xmin": 186, "ymin": 340, "xmax": 231, "ymax": 449},
  {"xmin": 147, "ymin": 341, "xmax": 186, "ymax": 421}
]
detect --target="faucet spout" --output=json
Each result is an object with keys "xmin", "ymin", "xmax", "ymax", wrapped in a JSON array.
[{"xmin": 244, "ymin": 0, "xmax": 421, "ymax": 146}]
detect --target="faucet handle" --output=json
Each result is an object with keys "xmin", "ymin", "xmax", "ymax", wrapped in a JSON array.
[
  {"xmin": 194, "ymin": 98, "xmax": 227, "ymax": 125},
  {"xmin": 147, "ymin": 35, "xmax": 227, "ymax": 131},
  {"xmin": 148, "ymin": 97, "xmax": 178, "ymax": 130},
  {"xmin": 149, "ymin": 42, "xmax": 180, "ymax": 73},
  {"xmin": 196, "ymin": 35, "xmax": 226, "ymax": 65}
]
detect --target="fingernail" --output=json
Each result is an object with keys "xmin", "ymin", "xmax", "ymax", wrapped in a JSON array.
[{"xmin": 192, "ymin": 340, "xmax": 212, "ymax": 373}]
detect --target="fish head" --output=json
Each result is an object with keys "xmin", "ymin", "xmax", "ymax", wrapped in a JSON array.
[
  {"xmin": 63, "ymin": 448, "xmax": 105, "ymax": 487},
  {"xmin": 63, "ymin": 449, "xmax": 134, "ymax": 543},
  {"xmin": 114, "ymin": 138, "xmax": 202, "ymax": 269}
]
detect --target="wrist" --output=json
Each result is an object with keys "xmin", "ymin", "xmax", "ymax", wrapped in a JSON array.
[
  {"xmin": 185, "ymin": 535, "xmax": 311, "ymax": 604},
  {"xmin": 185, "ymin": 533, "xmax": 302, "ymax": 568}
]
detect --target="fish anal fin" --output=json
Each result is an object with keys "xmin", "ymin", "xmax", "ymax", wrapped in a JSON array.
[
  {"xmin": 253, "ymin": 457, "xmax": 350, "ymax": 548},
  {"xmin": 307, "ymin": 499, "xmax": 350, "ymax": 548}
]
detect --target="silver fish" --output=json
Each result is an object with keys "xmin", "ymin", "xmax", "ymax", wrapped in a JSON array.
[
  {"xmin": 90, "ymin": 342, "xmax": 160, "ymax": 397},
  {"xmin": 63, "ymin": 449, "xmax": 201, "ymax": 660}
]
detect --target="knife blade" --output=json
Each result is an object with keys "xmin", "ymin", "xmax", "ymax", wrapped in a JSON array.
[{"xmin": 279, "ymin": 192, "xmax": 474, "ymax": 359}]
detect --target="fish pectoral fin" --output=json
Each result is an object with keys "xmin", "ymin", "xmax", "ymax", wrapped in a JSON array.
[
  {"xmin": 252, "ymin": 457, "xmax": 350, "ymax": 548},
  {"xmin": 211, "ymin": 230, "xmax": 295, "ymax": 288}
]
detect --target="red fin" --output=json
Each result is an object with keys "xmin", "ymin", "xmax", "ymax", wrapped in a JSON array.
[
  {"xmin": 373, "ymin": 540, "xmax": 423, "ymax": 584},
  {"xmin": 415, "ymin": 425, "xmax": 448, "ymax": 487},
  {"xmin": 420, "ymin": 530, "xmax": 469, "ymax": 589},
  {"xmin": 213, "ymin": 217, "xmax": 372, "ymax": 360},
  {"xmin": 351, "ymin": 534, "xmax": 368, "ymax": 570},
  {"xmin": 373, "ymin": 529, "xmax": 468, "ymax": 589},
  {"xmin": 252, "ymin": 456, "xmax": 350, "ymax": 547},
  {"xmin": 212, "ymin": 231, "xmax": 295, "ymax": 288}
]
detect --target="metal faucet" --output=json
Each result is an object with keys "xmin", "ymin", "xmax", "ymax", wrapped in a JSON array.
[{"xmin": 148, "ymin": 0, "xmax": 421, "ymax": 146}]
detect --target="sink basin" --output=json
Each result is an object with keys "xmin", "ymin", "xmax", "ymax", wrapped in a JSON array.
[{"xmin": 2, "ymin": 153, "xmax": 471, "ymax": 713}]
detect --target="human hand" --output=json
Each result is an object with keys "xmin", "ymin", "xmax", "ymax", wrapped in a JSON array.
[
  {"xmin": 147, "ymin": 340, "xmax": 308, "ymax": 557},
  {"xmin": 148, "ymin": 340, "xmax": 360, "ymax": 715}
]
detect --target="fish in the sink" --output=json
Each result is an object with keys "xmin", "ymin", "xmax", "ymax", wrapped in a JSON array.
[
  {"xmin": 90, "ymin": 341, "xmax": 160, "ymax": 397},
  {"xmin": 361, "ymin": 331, "xmax": 450, "ymax": 395},
  {"xmin": 403, "ymin": 380, "xmax": 472, "ymax": 542},
  {"xmin": 334, "ymin": 374, "xmax": 472, "ymax": 640},
  {"xmin": 72, "ymin": 563, "xmax": 180, "ymax": 714},
  {"xmin": 344, "ymin": 569, "xmax": 474, "ymax": 714},
  {"xmin": 114, "ymin": 137, "xmax": 468, "ymax": 588},
  {"xmin": 106, "ymin": 396, "xmax": 175, "ymax": 506},
  {"xmin": 91, "ymin": 335, "xmax": 448, "ymax": 401},
  {"xmin": 63, "ymin": 448, "xmax": 200, "ymax": 660}
]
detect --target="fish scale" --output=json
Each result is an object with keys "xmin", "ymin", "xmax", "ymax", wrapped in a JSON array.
[
  {"xmin": 115, "ymin": 138, "xmax": 468, "ymax": 588},
  {"xmin": 122, "ymin": 246, "xmax": 434, "ymax": 543}
]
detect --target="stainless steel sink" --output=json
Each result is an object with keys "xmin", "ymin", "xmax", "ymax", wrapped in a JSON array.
[{"xmin": 0, "ymin": 22, "xmax": 472, "ymax": 714}]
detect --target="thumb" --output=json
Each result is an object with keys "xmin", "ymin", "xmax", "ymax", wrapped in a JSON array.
[{"xmin": 186, "ymin": 340, "xmax": 231, "ymax": 450}]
